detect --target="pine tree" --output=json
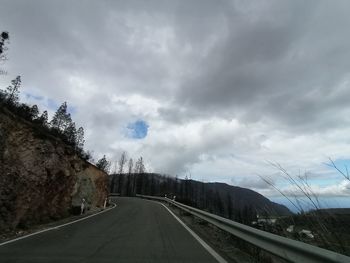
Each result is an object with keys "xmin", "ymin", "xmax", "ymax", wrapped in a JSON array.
[
  {"xmin": 37, "ymin": 110, "xmax": 48, "ymax": 126},
  {"xmin": 75, "ymin": 127, "xmax": 85, "ymax": 149},
  {"xmin": 96, "ymin": 155, "xmax": 111, "ymax": 173},
  {"xmin": 50, "ymin": 102, "xmax": 67, "ymax": 130},
  {"xmin": 5, "ymin": 76, "xmax": 21, "ymax": 105},
  {"xmin": 61, "ymin": 111, "xmax": 72, "ymax": 132},
  {"xmin": 64, "ymin": 122, "xmax": 77, "ymax": 145},
  {"xmin": 50, "ymin": 102, "xmax": 72, "ymax": 132},
  {"xmin": 30, "ymin": 105, "xmax": 39, "ymax": 120}
]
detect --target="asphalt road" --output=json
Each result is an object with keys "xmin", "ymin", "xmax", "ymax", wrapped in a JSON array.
[{"xmin": 0, "ymin": 197, "xmax": 219, "ymax": 263}]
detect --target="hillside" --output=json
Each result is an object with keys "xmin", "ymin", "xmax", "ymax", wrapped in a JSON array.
[
  {"xmin": 110, "ymin": 173, "xmax": 292, "ymax": 219},
  {"xmin": 203, "ymin": 182, "xmax": 291, "ymax": 216},
  {"xmin": 0, "ymin": 106, "xmax": 109, "ymax": 233},
  {"xmin": 311, "ymin": 208, "xmax": 350, "ymax": 215}
]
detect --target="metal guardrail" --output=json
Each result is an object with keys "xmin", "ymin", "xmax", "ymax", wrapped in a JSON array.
[{"xmin": 136, "ymin": 194, "xmax": 350, "ymax": 263}]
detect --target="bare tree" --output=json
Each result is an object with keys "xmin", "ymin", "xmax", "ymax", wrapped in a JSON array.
[
  {"xmin": 128, "ymin": 158, "xmax": 133, "ymax": 174},
  {"xmin": 135, "ymin": 157, "xmax": 145, "ymax": 174},
  {"xmin": 117, "ymin": 151, "xmax": 127, "ymax": 194},
  {"xmin": 118, "ymin": 151, "xmax": 127, "ymax": 174},
  {"xmin": 133, "ymin": 157, "xmax": 146, "ymax": 194},
  {"xmin": 127, "ymin": 158, "xmax": 134, "ymax": 195}
]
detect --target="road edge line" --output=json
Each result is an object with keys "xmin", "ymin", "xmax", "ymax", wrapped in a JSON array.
[
  {"xmin": 0, "ymin": 203, "xmax": 117, "ymax": 247},
  {"xmin": 160, "ymin": 203, "xmax": 228, "ymax": 263}
]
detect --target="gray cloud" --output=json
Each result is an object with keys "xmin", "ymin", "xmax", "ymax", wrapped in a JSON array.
[
  {"xmin": 176, "ymin": 1, "xmax": 350, "ymax": 131},
  {"xmin": 1, "ymin": 0, "xmax": 350, "ymax": 197}
]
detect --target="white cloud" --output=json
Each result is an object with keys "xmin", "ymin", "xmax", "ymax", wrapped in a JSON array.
[
  {"xmin": 1, "ymin": 0, "xmax": 350, "ymax": 202},
  {"xmin": 258, "ymin": 179, "xmax": 350, "ymax": 199}
]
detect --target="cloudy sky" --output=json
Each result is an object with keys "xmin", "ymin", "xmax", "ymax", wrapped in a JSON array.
[{"xmin": 1, "ymin": 0, "xmax": 350, "ymax": 210}]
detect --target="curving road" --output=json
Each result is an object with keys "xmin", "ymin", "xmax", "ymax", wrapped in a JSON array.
[{"xmin": 0, "ymin": 197, "xmax": 220, "ymax": 263}]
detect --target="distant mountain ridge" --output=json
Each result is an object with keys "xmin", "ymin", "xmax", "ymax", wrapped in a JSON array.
[
  {"xmin": 187, "ymin": 180, "xmax": 292, "ymax": 216},
  {"xmin": 111, "ymin": 173, "xmax": 292, "ymax": 218}
]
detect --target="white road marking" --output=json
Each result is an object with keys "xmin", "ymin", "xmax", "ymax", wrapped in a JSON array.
[
  {"xmin": 160, "ymin": 203, "xmax": 228, "ymax": 263},
  {"xmin": 0, "ymin": 203, "xmax": 117, "ymax": 247}
]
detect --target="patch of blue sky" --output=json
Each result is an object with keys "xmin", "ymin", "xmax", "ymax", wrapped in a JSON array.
[
  {"xmin": 328, "ymin": 158, "xmax": 350, "ymax": 173},
  {"xmin": 274, "ymin": 176, "xmax": 342, "ymax": 192},
  {"xmin": 271, "ymin": 196, "xmax": 350, "ymax": 213},
  {"xmin": 311, "ymin": 178, "xmax": 341, "ymax": 187},
  {"xmin": 67, "ymin": 105, "xmax": 77, "ymax": 115},
  {"xmin": 46, "ymin": 99, "xmax": 76, "ymax": 115},
  {"xmin": 272, "ymin": 162, "xmax": 346, "ymax": 189},
  {"xmin": 24, "ymin": 92, "xmax": 44, "ymax": 101},
  {"xmin": 20, "ymin": 91, "xmax": 48, "ymax": 114},
  {"xmin": 316, "ymin": 158, "xmax": 350, "ymax": 184},
  {"xmin": 47, "ymin": 98, "xmax": 60, "ymax": 111},
  {"xmin": 126, "ymin": 120, "xmax": 149, "ymax": 139}
]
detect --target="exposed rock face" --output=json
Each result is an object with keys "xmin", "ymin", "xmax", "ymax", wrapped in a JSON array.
[{"xmin": 0, "ymin": 108, "xmax": 108, "ymax": 232}]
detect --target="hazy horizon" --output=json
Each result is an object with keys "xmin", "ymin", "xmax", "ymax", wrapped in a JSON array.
[{"xmin": 1, "ymin": 0, "xmax": 350, "ymax": 208}]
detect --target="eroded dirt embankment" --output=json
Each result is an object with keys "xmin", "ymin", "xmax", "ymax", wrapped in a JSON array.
[{"xmin": 0, "ymin": 107, "xmax": 108, "ymax": 232}]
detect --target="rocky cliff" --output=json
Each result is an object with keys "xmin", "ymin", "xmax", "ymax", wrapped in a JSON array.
[{"xmin": 0, "ymin": 107, "xmax": 108, "ymax": 232}]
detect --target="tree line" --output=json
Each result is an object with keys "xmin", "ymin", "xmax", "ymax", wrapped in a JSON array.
[
  {"xmin": 0, "ymin": 75, "xmax": 90, "ymax": 160},
  {"xmin": 105, "ymin": 151, "xmax": 257, "ymax": 225},
  {"xmin": 1, "ymin": 31, "xmax": 90, "ymax": 160}
]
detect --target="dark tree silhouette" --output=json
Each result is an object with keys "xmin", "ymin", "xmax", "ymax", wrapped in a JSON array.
[
  {"xmin": 75, "ymin": 127, "xmax": 85, "ymax": 149},
  {"xmin": 0, "ymin": 31, "xmax": 9, "ymax": 61},
  {"xmin": 36, "ymin": 110, "xmax": 48, "ymax": 126},
  {"xmin": 30, "ymin": 105, "xmax": 39, "ymax": 120},
  {"xmin": 5, "ymin": 76, "xmax": 21, "ymax": 105},
  {"xmin": 127, "ymin": 158, "xmax": 134, "ymax": 195},
  {"xmin": 96, "ymin": 155, "xmax": 111, "ymax": 174},
  {"xmin": 50, "ymin": 102, "xmax": 72, "ymax": 131},
  {"xmin": 64, "ymin": 122, "xmax": 77, "ymax": 145},
  {"xmin": 117, "ymin": 151, "xmax": 127, "ymax": 193}
]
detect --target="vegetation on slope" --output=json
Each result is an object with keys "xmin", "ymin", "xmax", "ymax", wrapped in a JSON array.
[{"xmin": 0, "ymin": 76, "xmax": 91, "ymax": 161}]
